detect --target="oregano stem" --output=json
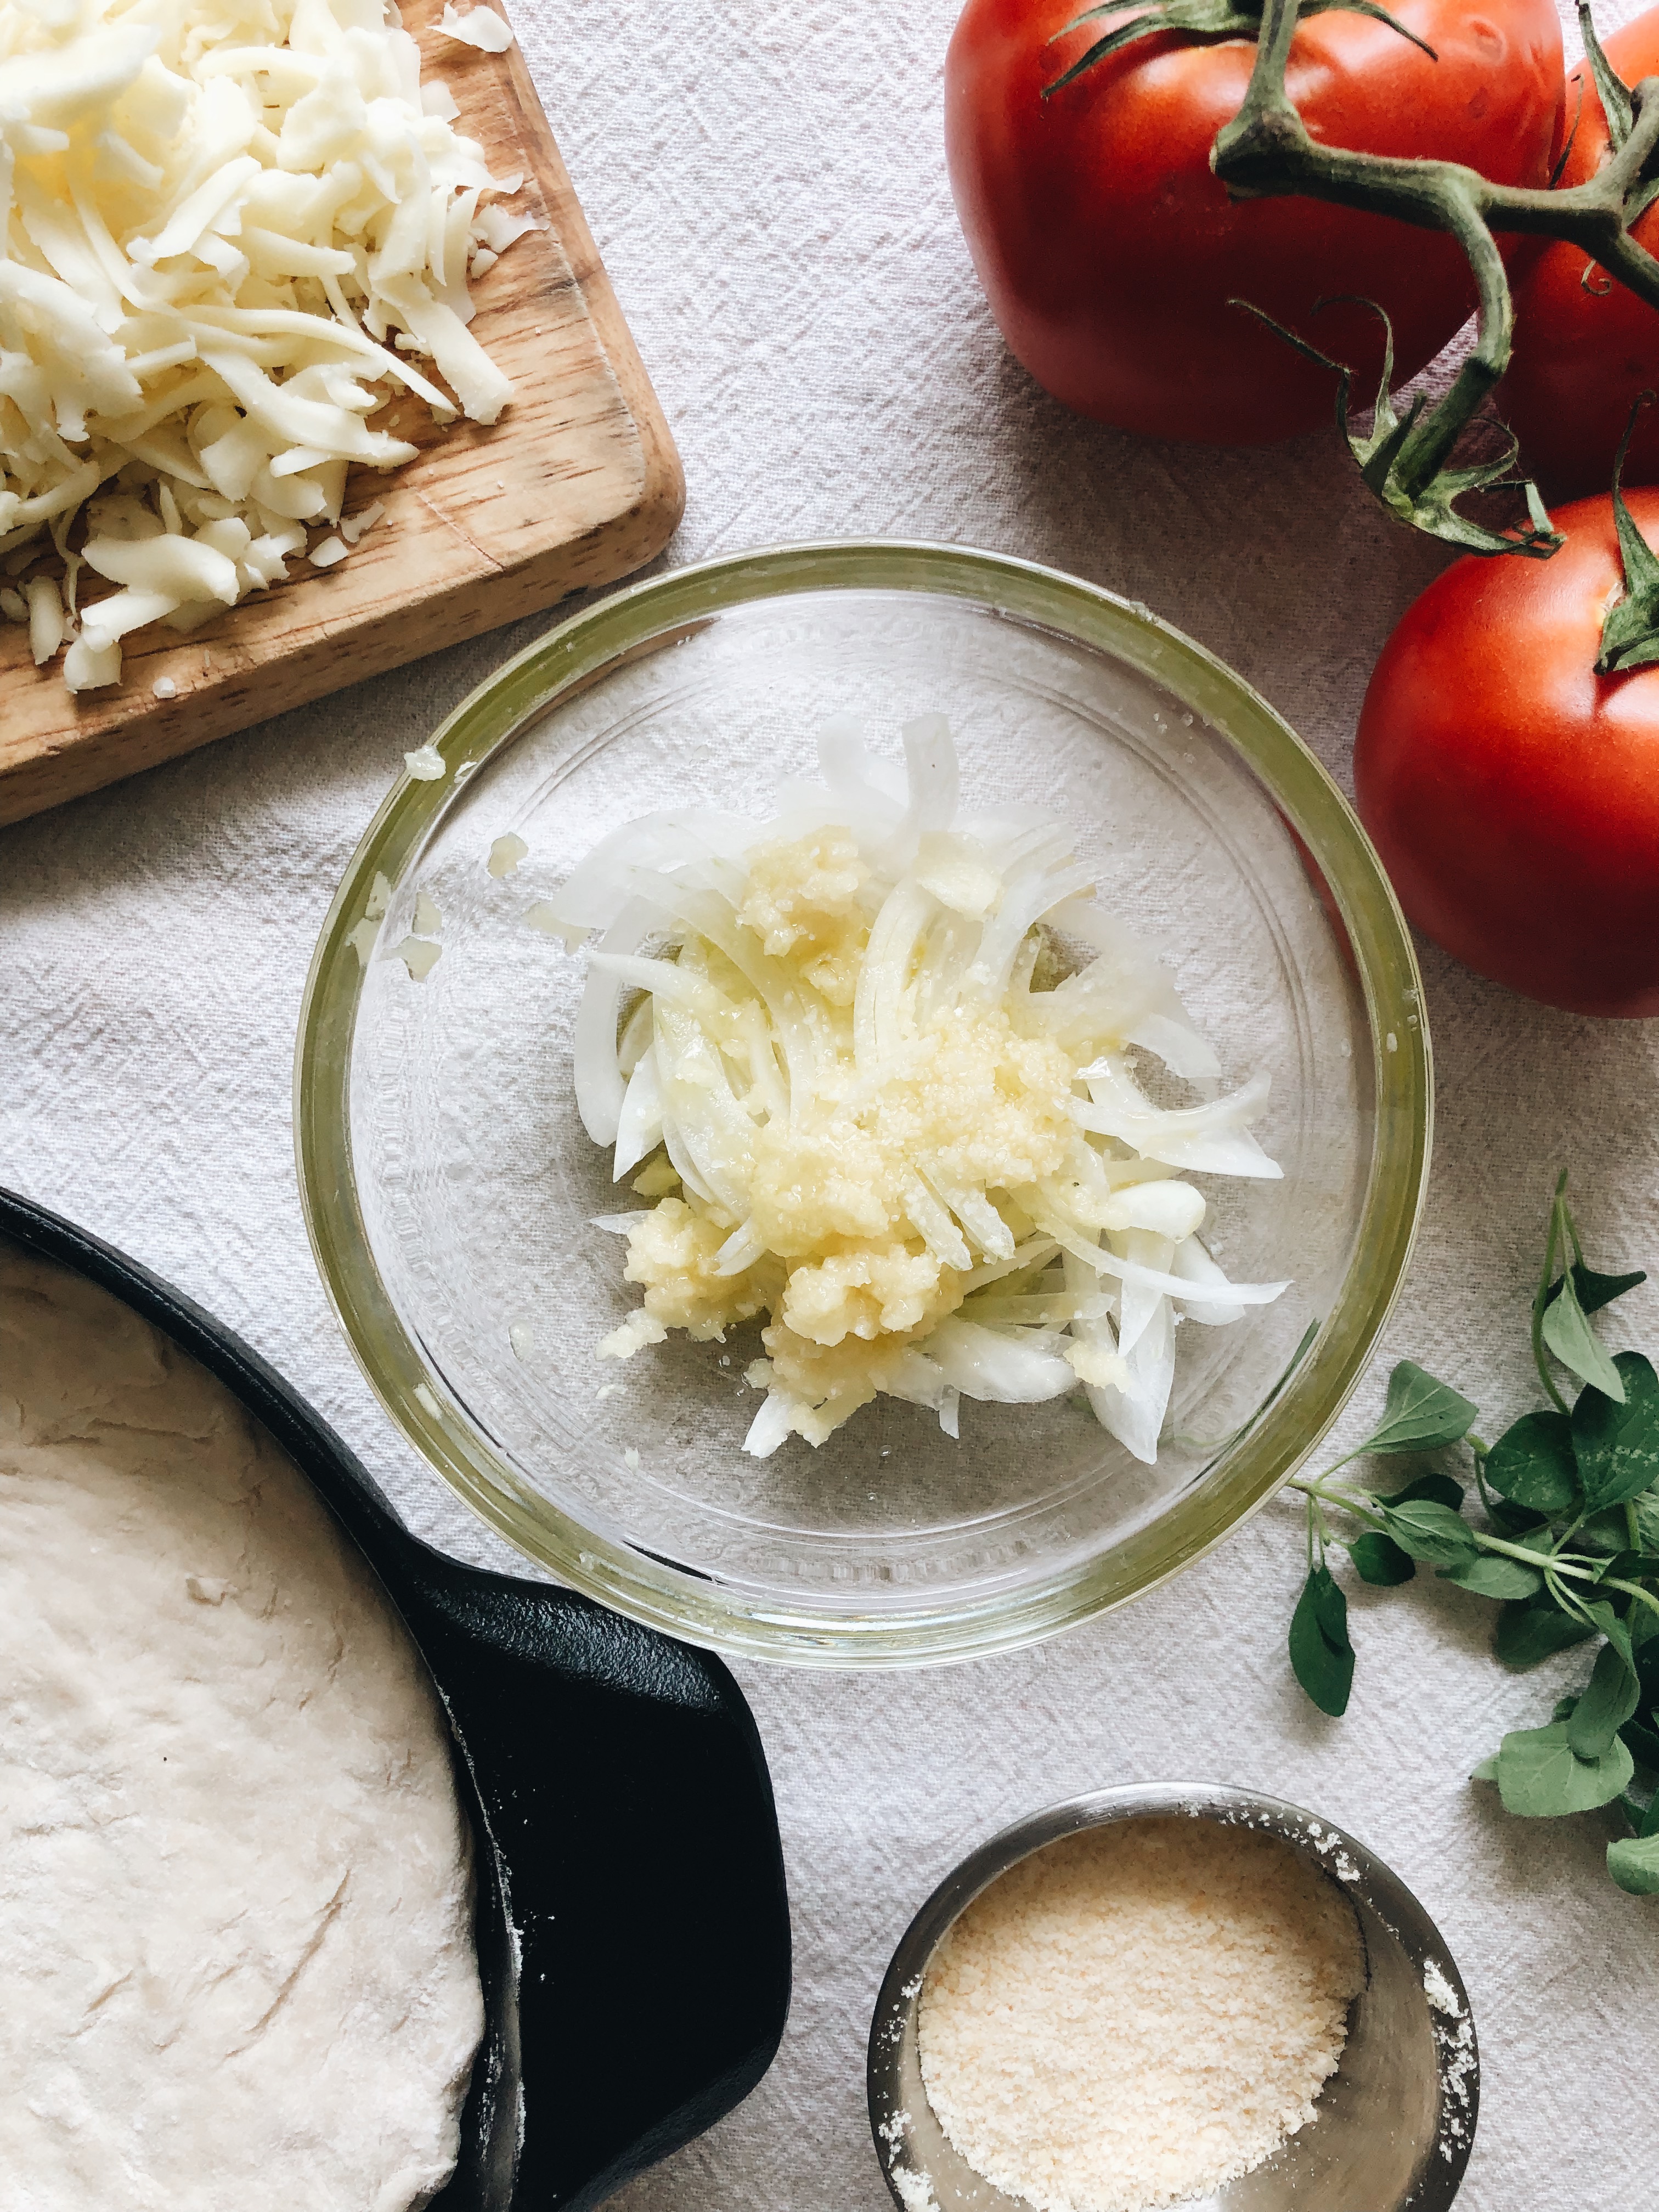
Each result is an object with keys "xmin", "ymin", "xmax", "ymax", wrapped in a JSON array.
[
  {"xmin": 1599, "ymin": 1575, "xmax": 1659, "ymax": 1627},
  {"xmin": 1289, "ymin": 1476, "xmax": 1388, "ymax": 1528},
  {"xmin": 1290, "ymin": 1474, "xmax": 1647, "ymax": 1590}
]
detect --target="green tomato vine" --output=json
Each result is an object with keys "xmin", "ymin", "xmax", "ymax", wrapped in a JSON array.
[{"xmin": 1051, "ymin": 1, "xmax": 1659, "ymax": 592}]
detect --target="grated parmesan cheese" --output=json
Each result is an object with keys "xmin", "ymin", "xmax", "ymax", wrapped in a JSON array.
[
  {"xmin": 917, "ymin": 1818, "xmax": 1365, "ymax": 2212},
  {"xmin": 0, "ymin": 0, "xmax": 542, "ymax": 691}
]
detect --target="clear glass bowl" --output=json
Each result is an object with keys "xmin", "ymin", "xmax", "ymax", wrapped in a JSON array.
[{"xmin": 295, "ymin": 542, "xmax": 1431, "ymax": 1665}]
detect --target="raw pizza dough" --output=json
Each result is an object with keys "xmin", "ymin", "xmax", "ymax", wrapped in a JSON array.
[{"xmin": 0, "ymin": 1249, "xmax": 484, "ymax": 2211}]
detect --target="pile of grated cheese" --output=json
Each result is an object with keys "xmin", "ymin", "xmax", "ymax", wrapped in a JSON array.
[
  {"xmin": 549, "ymin": 712, "xmax": 1288, "ymax": 1462},
  {"xmin": 0, "ymin": 0, "xmax": 538, "ymax": 691},
  {"xmin": 917, "ymin": 1818, "xmax": 1366, "ymax": 2212}
]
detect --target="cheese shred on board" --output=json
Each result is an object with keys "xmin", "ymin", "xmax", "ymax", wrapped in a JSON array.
[
  {"xmin": 0, "ymin": 0, "xmax": 538, "ymax": 691},
  {"xmin": 551, "ymin": 713, "xmax": 1289, "ymax": 1463}
]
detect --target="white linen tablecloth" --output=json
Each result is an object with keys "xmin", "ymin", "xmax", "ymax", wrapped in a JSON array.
[{"xmin": 5, "ymin": 3, "xmax": 1659, "ymax": 2203}]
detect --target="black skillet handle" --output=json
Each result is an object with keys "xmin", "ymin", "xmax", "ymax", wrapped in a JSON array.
[
  {"xmin": 0, "ymin": 1189, "xmax": 792, "ymax": 2210},
  {"xmin": 385, "ymin": 1544, "xmax": 792, "ymax": 2211}
]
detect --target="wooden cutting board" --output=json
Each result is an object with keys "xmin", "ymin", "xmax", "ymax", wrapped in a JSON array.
[{"xmin": 0, "ymin": 0, "xmax": 683, "ymax": 828}]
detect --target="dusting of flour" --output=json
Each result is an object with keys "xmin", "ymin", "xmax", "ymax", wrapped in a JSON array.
[
  {"xmin": 917, "ymin": 1816, "xmax": 1365, "ymax": 2212},
  {"xmin": 0, "ymin": 1249, "xmax": 483, "ymax": 2210}
]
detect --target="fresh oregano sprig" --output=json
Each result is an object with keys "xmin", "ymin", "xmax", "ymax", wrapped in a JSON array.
[{"xmin": 1284, "ymin": 1172, "xmax": 1659, "ymax": 1897}]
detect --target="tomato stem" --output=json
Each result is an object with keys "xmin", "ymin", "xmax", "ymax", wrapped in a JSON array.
[{"xmin": 1209, "ymin": 0, "xmax": 1659, "ymax": 565}]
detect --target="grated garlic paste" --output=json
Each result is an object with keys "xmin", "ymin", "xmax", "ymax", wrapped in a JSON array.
[{"xmin": 551, "ymin": 714, "xmax": 1289, "ymax": 1461}]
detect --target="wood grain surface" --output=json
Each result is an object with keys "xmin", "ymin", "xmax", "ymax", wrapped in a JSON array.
[{"xmin": 0, "ymin": 0, "xmax": 684, "ymax": 827}]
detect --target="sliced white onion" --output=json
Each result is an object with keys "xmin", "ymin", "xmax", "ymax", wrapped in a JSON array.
[
  {"xmin": 546, "ymin": 811, "xmax": 757, "ymax": 936},
  {"xmin": 1113, "ymin": 1227, "xmax": 1174, "ymax": 1357},
  {"xmin": 966, "ymin": 862, "xmax": 1093, "ymax": 998},
  {"xmin": 1032, "ymin": 1206, "xmax": 1288, "ymax": 1309},
  {"xmin": 714, "ymin": 1220, "xmax": 767, "ymax": 1276},
  {"xmin": 1085, "ymin": 1295, "xmax": 1175, "ymax": 1465},
  {"xmin": 652, "ymin": 1001, "xmax": 755, "ymax": 1215},
  {"xmin": 817, "ymin": 714, "xmax": 907, "ymax": 810},
  {"xmin": 854, "ymin": 878, "xmax": 934, "ymax": 1073},
  {"xmin": 1125, "ymin": 1012, "xmax": 1222, "ymax": 1080},
  {"xmin": 612, "ymin": 1047, "xmax": 664, "ymax": 1181},
  {"xmin": 1074, "ymin": 1059, "xmax": 1282, "ymax": 1178},
  {"xmin": 924, "ymin": 1318, "xmax": 1076, "ymax": 1403},
  {"xmin": 900, "ymin": 1172, "xmax": 973, "ymax": 1273},
  {"xmin": 1098, "ymin": 1180, "xmax": 1206, "ymax": 1240},
  {"xmin": 1170, "ymin": 1233, "xmax": 1249, "ymax": 1327},
  {"xmin": 922, "ymin": 1167, "xmax": 1016, "ymax": 1262},
  {"xmin": 743, "ymin": 1392, "xmax": 798, "ymax": 1458},
  {"xmin": 572, "ymin": 897, "xmax": 664, "ymax": 1145}
]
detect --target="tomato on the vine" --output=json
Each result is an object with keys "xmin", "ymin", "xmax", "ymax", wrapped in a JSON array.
[
  {"xmin": 1501, "ymin": 10, "xmax": 1659, "ymax": 505},
  {"xmin": 1353, "ymin": 489, "xmax": 1659, "ymax": 1018},
  {"xmin": 944, "ymin": 0, "xmax": 1565, "ymax": 444}
]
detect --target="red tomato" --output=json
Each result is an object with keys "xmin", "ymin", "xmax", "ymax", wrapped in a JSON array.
[
  {"xmin": 1501, "ymin": 11, "xmax": 1659, "ymax": 504},
  {"xmin": 944, "ymin": 0, "xmax": 1564, "ymax": 444},
  {"xmin": 1353, "ymin": 490, "xmax": 1659, "ymax": 1018}
]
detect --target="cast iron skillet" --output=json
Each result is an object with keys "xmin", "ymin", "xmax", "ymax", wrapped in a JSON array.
[{"xmin": 0, "ymin": 1188, "xmax": 792, "ymax": 2211}]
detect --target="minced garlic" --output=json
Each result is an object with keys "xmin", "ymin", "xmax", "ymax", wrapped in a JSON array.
[{"xmin": 557, "ymin": 714, "xmax": 1288, "ymax": 1460}]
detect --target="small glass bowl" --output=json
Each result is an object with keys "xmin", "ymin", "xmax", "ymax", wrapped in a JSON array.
[
  {"xmin": 295, "ymin": 541, "xmax": 1431, "ymax": 1665},
  {"xmin": 868, "ymin": 1784, "xmax": 1478, "ymax": 2212}
]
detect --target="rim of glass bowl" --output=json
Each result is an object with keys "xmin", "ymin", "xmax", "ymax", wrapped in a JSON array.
[{"xmin": 295, "ymin": 540, "xmax": 1432, "ymax": 1667}]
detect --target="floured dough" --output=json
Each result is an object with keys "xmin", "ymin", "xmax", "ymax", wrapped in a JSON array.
[{"xmin": 0, "ymin": 1249, "xmax": 484, "ymax": 2211}]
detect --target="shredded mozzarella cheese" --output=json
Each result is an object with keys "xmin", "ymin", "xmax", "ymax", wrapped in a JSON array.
[{"xmin": 0, "ymin": 0, "xmax": 539, "ymax": 691}]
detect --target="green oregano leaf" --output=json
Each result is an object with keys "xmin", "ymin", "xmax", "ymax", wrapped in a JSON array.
[
  {"xmin": 1377, "ymin": 1469, "xmax": 1464, "ymax": 1513},
  {"xmin": 1289, "ymin": 1565, "xmax": 1353, "ymax": 1717},
  {"xmin": 1483, "ymin": 1494, "xmax": 1551, "ymax": 1537},
  {"xmin": 1496, "ymin": 1722, "xmax": 1634, "ymax": 1816},
  {"xmin": 1568, "ymin": 1643, "xmax": 1643, "ymax": 1760},
  {"xmin": 1573, "ymin": 1353, "xmax": 1659, "ymax": 1514},
  {"xmin": 1438, "ymin": 1555, "xmax": 1544, "ymax": 1601},
  {"xmin": 1485, "ymin": 1410, "xmax": 1579, "ymax": 1516},
  {"xmin": 1583, "ymin": 1598, "xmax": 1637, "ymax": 1674},
  {"xmin": 1541, "ymin": 1261, "xmax": 1628, "ymax": 1401},
  {"xmin": 1561, "ymin": 1261, "xmax": 1649, "ymax": 1317},
  {"xmin": 1581, "ymin": 1517, "xmax": 1643, "ymax": 1558},
  {"xmin": 1620, "ymin": 1712, "xmax": 1659, "ymax": 1772},
  {"xmin": 1360, "ymin": 1361, "xmax": 1480, "ymax": 1455},
  {"xmin": 1494, "ymin": 1595, "xmax": 1596, "ymax": 1672},
  {"xmin": 1590, "ymin": 1554, "xmax": 1659, "ymax": 1591},
  {"xmin": 1379, "ymin": 1499, "xmax": 1480, "ymax": 1570},
  {"xmin": 1608, "ymin": 1833, "xmax": 1659, "ymax": 1893},
  {"xmin": 1347, "ymin": 1532, "xmax": 1415, "ymax": 1587}
]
